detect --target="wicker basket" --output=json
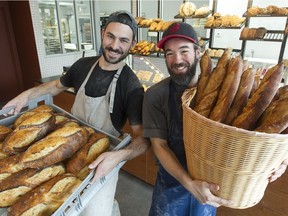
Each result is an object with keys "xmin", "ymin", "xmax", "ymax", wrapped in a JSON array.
[{"xmin": 182, "ymin": 88, "xmax": 288, "ymax": 209}]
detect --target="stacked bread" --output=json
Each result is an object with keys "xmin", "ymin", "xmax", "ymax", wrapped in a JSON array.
[
  {"xmin": 240, "ymin": 27, "xmax": 268, "ymax": 40},
  {"xmin": 135, "ymin": 17, "xmax": 174, "ymax": 31},
  {"xmin": 192, "ymin": 49, "xmax": 287, "ymax": 134},
  {"xmin": 205, "ymin": 13, "xmax": 245, "ymax": 28},
  {"xmin": 247, "ymin": 5, "xmax": 288, "ymax": 16},
  {"xmin": 0, "ymin": 105, "xmax": 110, "ymax": 215},
  {"xmin": 130, "ymin": 40, "xmax": 163, "ymax": 56},
  {"xmin": 178, "ymin": 2, "xmax": 210, "ymax": 17}
]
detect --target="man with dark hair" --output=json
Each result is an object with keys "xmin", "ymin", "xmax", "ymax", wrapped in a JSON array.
[
  {"xmin": 3, "ymin": 10, "xmax": 150, "ymax": 216},
  {"xmin": 143, "ymin": 21, "xmax": 288, "ymax": 216}
]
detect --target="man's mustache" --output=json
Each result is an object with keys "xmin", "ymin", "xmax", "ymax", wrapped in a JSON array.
[{"xmin": 106, "ymin": 47, "xmax": 123, "ymax": 54}]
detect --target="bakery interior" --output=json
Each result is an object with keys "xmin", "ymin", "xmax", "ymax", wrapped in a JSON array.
[{"xmin": 0, "ymin": 0, "xmax": 288, "ymax": 215}]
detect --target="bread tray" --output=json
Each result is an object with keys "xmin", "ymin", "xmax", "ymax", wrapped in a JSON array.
[{"xmin": 0, "ymin": 94, "xmax": 131, "ymax": 216}]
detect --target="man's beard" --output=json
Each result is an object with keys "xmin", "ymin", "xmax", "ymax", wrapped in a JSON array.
[
  {"xmin": 167, "ymin": 57, "xmax": 198, "ymax": 87},
  {"xmin": 101, "ymin": 45, "xmax": 129, "ymax": 64}
]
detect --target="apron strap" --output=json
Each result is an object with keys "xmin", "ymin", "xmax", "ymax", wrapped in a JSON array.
[{"xmin": 109, "ymin": 63, "xmax": 124, "ymax": 113}]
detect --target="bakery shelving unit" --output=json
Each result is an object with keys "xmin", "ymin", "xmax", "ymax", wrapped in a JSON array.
[
  {"xmin": 173, "ymin": 0, "xmax": 213, "ymax": 52},
  {"xmin": 202, "ymin": 0, "xmax": 245, "ymax": 55},
  {"xmin": 240, "ymin": 0, "xmax": 288, "ymax": 63}
]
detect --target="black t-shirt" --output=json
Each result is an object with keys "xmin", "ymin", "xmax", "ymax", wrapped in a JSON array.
[{"xmin": 60, "ymin": 56, "xmax": 144, "ymax": 132}]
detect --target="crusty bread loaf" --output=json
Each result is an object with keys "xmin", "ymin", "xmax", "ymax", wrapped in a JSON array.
[
  {"xmin": 54, "ymin": 118, "xmax": 80, "ymax": 130},
  {"xmin": 66, "ymin": 133, "xmax": 110, "ymax": 180},
  {"xmin": 7, "ymin": 173, "xmax": 81, "ymax": 216},
  {"xmin": 3, "ymin": 112, "xmax": 56, "ymax": 154},
  {"xmin": 209, "ymin": 56, "xmax": 244, "ymax": 122},
  {"xmin": 233, "ymin": 62, "xmax": 284, "ymax": 130},
  {"xmin": 54, "ymin": 113, "xmax": 69, "ymax": 125},
  {"xmin": 194, "ymin": 50, "xmax": 213, "ymax": 107},
  {"xmin": 216, "ymin": 48, "xmax": 232, "ymax": 68},
  {"xmin": 20, "ymin": 126, "xmax": 89, "ymax": 169},
  {"xmin": 13, "ymin": 105, "xmax": 53, "ymax": 129},
  {"xmin": 257, "ymin": 85, "xmax": 288, "ymax": 126},
  {"xmin": 0, "ymin": 154, "xmax": 25, "ymax": 182},
  {"xmin": 255, "ymin": 85, "xmax": 288, "ymax": 133},
  {"xmin": 194, "ymin": 67, "xmax": 227, "ymax": 117},
  {"xmin": 0, "ymin": 145, "xmax": 9, "ymax": 160},
  {"xmin": 0, "ymin": 164, "xmax": 65, "ymax": 207},
  {"xmin": 255, "ymin": 98, "xmax": 288, "ymax": 133},
  {"xmin": 0, "ymin": 125, "xmax": 13, "ymax": 142},
  {"xmin": 224, "ymin": 68, "xmax": 256, "ymax": 125}
]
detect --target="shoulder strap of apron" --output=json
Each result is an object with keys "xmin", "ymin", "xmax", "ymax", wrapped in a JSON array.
[
  {"xmin": 109, "ymin": 62, "xmax": 125, "ymax": 113},
  {"xmin": 78, "ymin": 59, "xmax": 99, "ymax": 91}
]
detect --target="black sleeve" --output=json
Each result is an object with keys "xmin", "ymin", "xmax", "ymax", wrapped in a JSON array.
[{"xmin": 60, "ymin": 56, "xmax": 98, "ymax": 89}]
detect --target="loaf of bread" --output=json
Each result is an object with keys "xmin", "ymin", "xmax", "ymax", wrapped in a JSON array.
[
  {"xmin": 257, "ymin": 85, "xmax": 288, "ymax": 126},
  {"xmin": 66, "ymin": 132, "xmax": 110, "ymax": 180},
  {"xmin": 0, "ymin": 146, "xmax": 9, "ymax": 160},
  {"xmin": 255, "ymin": 98, "xmax": 288, "ymax": 133},
  {"xmin": 0, "ymin": 154, "xmax": 25, "ymax": 182},
  {"xmin": 209, "ymin": 56, "xmax": 244, "ymax": 122},
  {"xmin": 194, "ymin": 66, "xmax": 227, "ymax": 117},
  {"xmin": 0, "ymin": 125, "xmax": 13, "ymax": 142},
  {"xmin": 3, "ymin": 112, "xmax": 56, "ymax": 154},
  {"xmin": 13, "ymin": 105, "xmax": 53, "ymax": 129},
  {"xmin": 54, "ymin": 118, "xmax": 80, "ymax": 130},
  {"xmin": 20, "ymin": 126, "xmax": 89, "ymax": 169},
  {"xmin": 233, "ymin": 62, "xmax": 284, "ymax": 130},
  {"xmin": 7, "ymin": 173, "xmax": 81, "ymax": 216},
  {"xmin": 194, "ymin": 50, "xmax": 213, "ymax": 107},
  {"xmin": 240, "ymin": 27, "xmax": 249, "ymax": 39},
  {"xmin": 0, "ymin": 164, "xmax": 65, "ymax": 207},
  {"xmin": 224, "ymin": 68, "xmax": 256, "ymax": 125},
  {"xmin": 216, "ymin": 48, "xmax": 232, "ymax": 68},
  {"xmin": 255, "ymin": 85, "xmax": 288, "ymax": 133}
]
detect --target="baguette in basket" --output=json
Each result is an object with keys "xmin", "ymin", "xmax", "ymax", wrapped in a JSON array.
[{"xmin": 183, "ymin": 60, "xmax": 288, "ymax": 209}]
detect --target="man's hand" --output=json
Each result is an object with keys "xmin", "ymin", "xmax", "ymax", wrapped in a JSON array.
[
  {"xmin": 188, "ymin": 180, "xmax": 233, "ymax": 207},
  {"xmin": 88, "ymin": 151, "xmax": 121, "ymax": 183},
  {"xmin": 269, "ymin": 159, "xmax": 288, "ymax": 182}
]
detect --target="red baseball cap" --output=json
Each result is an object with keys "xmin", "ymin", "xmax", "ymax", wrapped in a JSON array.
[{"xmin": 157, "ymin": 22, "xmax": 199, "ymax": 49}]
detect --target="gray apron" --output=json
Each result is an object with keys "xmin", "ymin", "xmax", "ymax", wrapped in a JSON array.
[{"xmin": 71, "ymin": 59, "xmax": 123, "ymax": 137}]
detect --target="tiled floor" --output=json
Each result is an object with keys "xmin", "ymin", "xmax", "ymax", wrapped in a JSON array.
[{"xmin": 115, "ymin": 170, "xmax": 153, "ymax": 216}]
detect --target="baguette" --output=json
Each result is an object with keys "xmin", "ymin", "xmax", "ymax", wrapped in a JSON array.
[
  {"xmin": 0, "ymin": 145, "xmax": 9, "ymax": 160},
  {"xmin": 13, "ymin": 105, "xmax": 53, "ymax": 129},
  {"xmin": 194, "ymin": 50, "xmax": 213, "ymax": 107},
  {"xmin": 257, "ymin": 85, "xmax": 288, "ymax": 126},
  {"xmin": 233, "ymin": 62, "xmax": 284, "ymax": 130},
  {"xmin": 255, "ymin": 85, "xmax": 288, "ymax": 133},
  {"xmin": 20, "ymin": 126, "xmax": 89, "ymax": 169},
  {"xmin": 3, "ymin": 112, "xmax": 56, "ymax": 154},
  {"xmin": 224, "ymin": 68, "xmax": 256, "ymax": 125},
  {"xmin": 0, "ymin": 164, "xmax": 65, "ymax": 207},
  {"xmin": 0, "ymin": 154, "xmax": 25, "ymax": 182},
  {"xmin": 255, "ymin": 98, "xmax": 288, "ymax": 133},
  {"xmin": 7, "ymin": 173, "xmax": 81, "ymax": 216},
  {"xmin": 66, "ymin": 132, "xmax": 110, "ymax": 180},
  {"xmin": 0, "ymin": 125, "xmax": 13, "ymax": 142},
  {"xmin": 216, "ymin": 48, "xmax": 232, "ymax": 68},
  {"xmin": 209, "ymin": 56, "xmax": 244, "ymax": 122},
  {"xmin": 194, "ymin": 66, "xmax": 227, "ymax": 117}
]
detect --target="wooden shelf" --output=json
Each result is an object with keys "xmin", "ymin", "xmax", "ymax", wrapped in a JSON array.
[{"xmin": 240, "ymin": 30, "xmax": 285, "ymax": 42}]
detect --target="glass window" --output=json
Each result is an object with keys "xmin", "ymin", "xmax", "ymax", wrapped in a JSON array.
[
  {"xmin": 39, "ymin": 0, "xmax": 62, "ymax": 54},
  {"xmin": 77, "ymin": 1, "xmax": 93, "ymax": 50},
  {"xmin": 38, "ymin": 0, "xmax": 94, "ymax": 55},
  {"xmin": 58, "ymin": 0, "xmax": 78, "ymax": 52}
]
